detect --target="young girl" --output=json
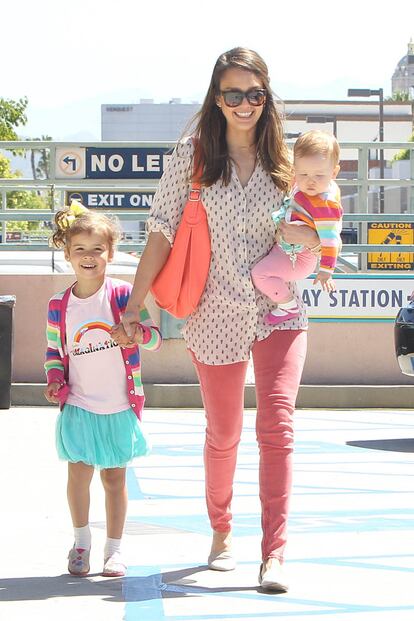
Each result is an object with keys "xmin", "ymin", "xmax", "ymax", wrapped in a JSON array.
[{"xmin": 44, "ymin": 201, "xmax": 161, "ymax": 578}]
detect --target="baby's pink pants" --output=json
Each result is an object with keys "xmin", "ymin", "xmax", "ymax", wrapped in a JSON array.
[{"xmin": 251, "ymin": 245, "xmax": 317, "ymax": 302}]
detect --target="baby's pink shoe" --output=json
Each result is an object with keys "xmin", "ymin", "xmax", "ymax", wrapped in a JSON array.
[{"xmin": 265, "ymin": 309, "xmax": 300, "ymax": 325}]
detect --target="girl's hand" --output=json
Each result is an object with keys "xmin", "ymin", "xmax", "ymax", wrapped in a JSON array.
[
  {"xmin": 44, "ymin": 382, "xmax": 62, "ymax": 404},
  {"xmin": 133, "ymin": 324, "xmax": 144, "ymax": 344},
  {"xmin": 111, "ymin": 322, "xmax": 144, "ymax": 347},
  {"xmin": 314, "ymin": 272, "xmax": 336, "ymax": 292},
  {"xmin": 278, "ymin": 221, "xmax": 320, "ymax": 248}
]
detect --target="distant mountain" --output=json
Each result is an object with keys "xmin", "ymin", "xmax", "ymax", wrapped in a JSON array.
[{"xmin": 59, "ymin": 131, "xmax": 99, "ymax": 142}]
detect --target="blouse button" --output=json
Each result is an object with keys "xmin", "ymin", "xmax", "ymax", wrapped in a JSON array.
[
  {"xmin": 125, "ymin": 361, "xmax": 130, "ymax": 365},
  {"xmin": 128, "ymin": 375, "xmax": 132, "ymax": 380},
  {"xmin": 132, "ymin": 403, "xmax": 136, "ymax": 408},
  {"xmin": 129, "ymin": 390, "xmax": 134, "ymax": 394}
]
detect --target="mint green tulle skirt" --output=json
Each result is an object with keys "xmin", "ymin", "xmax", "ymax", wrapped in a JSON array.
[{"xmin": 56, "ymin": 404, "xmax": 151, "ymax": 469}]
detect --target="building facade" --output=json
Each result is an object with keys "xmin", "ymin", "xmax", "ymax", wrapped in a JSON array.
[{"xmin": 101, "ymin": 99, "xmax": 413, "ymax": 151}]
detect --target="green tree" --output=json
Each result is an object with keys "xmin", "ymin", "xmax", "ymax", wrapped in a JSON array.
[
  {"xmin": 1, "ymin": 97, "xmax": 51, "ymax": 235},
  {"xmin": 393, "ymin": 131, "xmax": 414, "ymax": 161},
  {"xmin": 386, "ymin": 91, "xmax": 411, "ymax": 102},
  {"xmin": 0, "ymin": 97, "xmax": 28, "ymax": 144},
  {"xmin": 0, "ymin": 153, "xmax": 15, "ymax": 179},
  {"xmin": 7, "ymin": 191, "xmax": 50, "ymax": 233},
  {"xmin": 28, "ymin": 135, "xmax": 52, "ymax": 180},
  {"xmin": 0, "ymin": 96, "xmax": 28, "ymax": 180}
]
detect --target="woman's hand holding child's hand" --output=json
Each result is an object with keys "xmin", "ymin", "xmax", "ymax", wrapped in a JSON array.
[
  {"xmin": 313, "ymin": 272, "xmax": 336, "ymax": 293},
  {"xmin": 111, "ymin": 322, "xmax": 144, "ymax": 348},
  {"xmin": 121, "ymin": 308, "xmax": 143, "ymax": 339}
]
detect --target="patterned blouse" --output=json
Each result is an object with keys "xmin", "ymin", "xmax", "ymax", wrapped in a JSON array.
[{"xmin": 146, "ymin": 137, "xmax": 307, "ymax": 365}]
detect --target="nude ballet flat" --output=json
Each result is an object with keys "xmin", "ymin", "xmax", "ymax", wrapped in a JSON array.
[
  {"xmin": 208, "ymin": 530, "xmax": 235, "ymax": 571},
  {"xmin": 207, "ymin": 549, "xmax": 236, "ymax": 571},
  {"xmin": 258, "ymin": 558, "xmax": 289, "ymax": 592}
]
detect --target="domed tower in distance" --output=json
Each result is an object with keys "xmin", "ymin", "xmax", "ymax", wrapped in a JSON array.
[{"xmin": 392, "ymin": 39, "xmax": 414, "ymax": 99}]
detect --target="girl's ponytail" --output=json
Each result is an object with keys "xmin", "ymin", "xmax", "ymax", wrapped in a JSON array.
[{"xmin": 50, "ymin": 201, "xmax": 89, "ymax": 249}]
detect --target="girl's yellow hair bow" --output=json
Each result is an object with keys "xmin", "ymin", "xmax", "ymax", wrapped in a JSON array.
[{"xmin": 60, "ymin": 200, "xmax": 89, "ymax": 228}]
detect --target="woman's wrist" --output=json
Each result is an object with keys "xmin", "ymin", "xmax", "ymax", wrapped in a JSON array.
[
  {"xmin": 125, "ymin": 299, "xmax": 143, "ymax": 315},
  {"xmin": 306, "ymin": 242, "xmax": 322, "ymax": 255}
]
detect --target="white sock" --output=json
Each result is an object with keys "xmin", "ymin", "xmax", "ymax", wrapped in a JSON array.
[
  {"xmin": 271, "ymin": 298, "xmax": 298, "ymax": 316},
  {"xmin": 104, "ymin": 537, "xmax": 122, "ymax": 559},
  {"xmin": 277, "ymin": 298, "xmax": 298, "ymax": 311},
  {"xmin": 74, "ymin": 525, "xmax": 91, "ymax": 550}
]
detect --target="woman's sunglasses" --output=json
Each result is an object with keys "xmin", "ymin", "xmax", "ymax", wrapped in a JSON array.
[{"xmin": 220, "ymin": 88, "xmax": 267, "ymax": 108}]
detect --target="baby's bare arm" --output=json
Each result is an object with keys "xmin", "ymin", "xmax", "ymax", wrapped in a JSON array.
[{"xmin": 313, "ymin": 271, "xmax": 336, "ymax": 293}]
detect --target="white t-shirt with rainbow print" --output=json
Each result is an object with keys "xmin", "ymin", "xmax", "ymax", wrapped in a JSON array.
[{"xmin": 65, "ymin": 283, "xmax": 130, "ymax": 414}]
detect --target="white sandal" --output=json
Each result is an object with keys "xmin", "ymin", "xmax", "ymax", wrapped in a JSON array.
[{"xmin": 102, "ymin": 551, "xmax": 127, "ymax": 577}]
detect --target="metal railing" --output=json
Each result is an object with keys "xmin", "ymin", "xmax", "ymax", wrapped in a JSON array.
[{"xmin": 1, "ymin": 140, "xmax": 414, "ymax": 270}]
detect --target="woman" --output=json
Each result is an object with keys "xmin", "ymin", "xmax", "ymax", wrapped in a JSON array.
[{"xmin": 115, "ymin": 47, "xmax": 320, "ymax": 591}]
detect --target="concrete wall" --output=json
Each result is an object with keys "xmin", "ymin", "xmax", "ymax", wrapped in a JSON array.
[{"xmin": 1, "ymin": 273, "xmax": 413, "ymax": 387}]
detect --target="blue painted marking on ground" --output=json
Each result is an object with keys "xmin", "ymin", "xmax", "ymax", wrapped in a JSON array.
[
  {"xmin": 127, "ymin": 466, "xmax": 144, "ymax": 500},
  {"xmin": 150, "ymin": 444, "xmax": 205, "ymax": 457},
  {"xmin": 125, "ymin": 508, "xmax": 414, "ymax": 538},
  {"xmin": 157, "ymin": 603, "xmax": 414, "ymax": 620},
  {"xmin": 121, "ymin": 561, "xmax": 413, "ymax": 621},
  {"xmin": 291, "ymin": 553, "xmax": 414, "ymax": 573},
  {"xmin": 124, "ymin": 566, "xmax": 165, "ymax": 620},
  {"xmin": 295, "ymin": 441, "xmax": 364, "ymax": 454},
  {"xmin": 293, "ymin": 484, "xmax": 411, "ymax": 495},
  {"xmin": 289, "ymin": 507, "xmax": 414, "ymax": 533}
]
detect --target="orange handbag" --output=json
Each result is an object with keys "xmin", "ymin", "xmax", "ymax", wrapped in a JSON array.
[{"xmin": 150, "ymin": 145, "xmax": 211, "ymax": 319}]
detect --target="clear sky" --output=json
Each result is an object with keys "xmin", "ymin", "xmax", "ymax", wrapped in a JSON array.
[{"xmin": 2, "ymin": 0, "xmax": 413, "ymax": 140}]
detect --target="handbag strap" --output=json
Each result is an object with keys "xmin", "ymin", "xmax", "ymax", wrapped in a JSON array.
[
  {"xmin": 185, "ymin": 138, "xmax": 204, "ymax": 218},
  {"xmin": 190, "ymin": 137, "xmax": 203, "ymax": 197}
]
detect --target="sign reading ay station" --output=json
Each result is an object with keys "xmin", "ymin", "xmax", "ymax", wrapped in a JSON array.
[{"xmin": 300, "ymin": 274, "xmax": 413, "ymax": 321}]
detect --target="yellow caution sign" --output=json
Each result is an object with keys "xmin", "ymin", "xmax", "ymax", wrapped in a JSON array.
[{"xmin": 368, "ymin": 222, "xmax": 414, "ymax": 270}]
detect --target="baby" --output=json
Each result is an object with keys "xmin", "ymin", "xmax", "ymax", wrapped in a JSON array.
[{"xmin": 251, "ymin": 130, "xmax": 343, "ymax": 324}]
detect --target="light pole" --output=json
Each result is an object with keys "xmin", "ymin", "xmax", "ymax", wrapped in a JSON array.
[
  {"xmin": 347, "ymin": 88, "xmax": 384, "ymax": 213},
  {"xmin": 306, "ymin": 115, "xmax": 337, "ymax": 137}
]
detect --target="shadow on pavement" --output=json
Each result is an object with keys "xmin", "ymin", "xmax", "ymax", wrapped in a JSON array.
[
  {"xmin": 0, "ymin": 566, "xmax": 261, "ymax": 603},
  {"xmin": 0, "ymin": 573, "xmax": 122, "ymax": 602},
  {"xmin": 346, "ymin": 438, "xmax": 414, "ymax": 453}
]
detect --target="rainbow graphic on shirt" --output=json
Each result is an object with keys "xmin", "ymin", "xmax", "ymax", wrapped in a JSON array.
[
  {"xmin": 70, "ymin": 319, "xmax": 118, "ymax": 356},
  {"xmin": 73, "ymin": 320, "xmax": 112, "ymax": 344}
]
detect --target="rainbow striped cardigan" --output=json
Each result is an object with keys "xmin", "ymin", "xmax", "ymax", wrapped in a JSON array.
[
  {"xmin": 44, "ymin": 277, "xmax": 162, "ymax": 419},
  {"xmin": 288, "ymin": 181, "xmax": 343, "ymax": 274}
]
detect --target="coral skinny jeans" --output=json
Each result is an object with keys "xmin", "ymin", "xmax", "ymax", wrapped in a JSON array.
[{"xmin": 190, "ymin": 328, "xmax": 307, "ymax": 561}]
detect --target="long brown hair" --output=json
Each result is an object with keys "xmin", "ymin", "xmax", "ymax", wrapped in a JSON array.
[{"xmin": 189, "ymin": 47, "xmax": 292, "ymax": 192}]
